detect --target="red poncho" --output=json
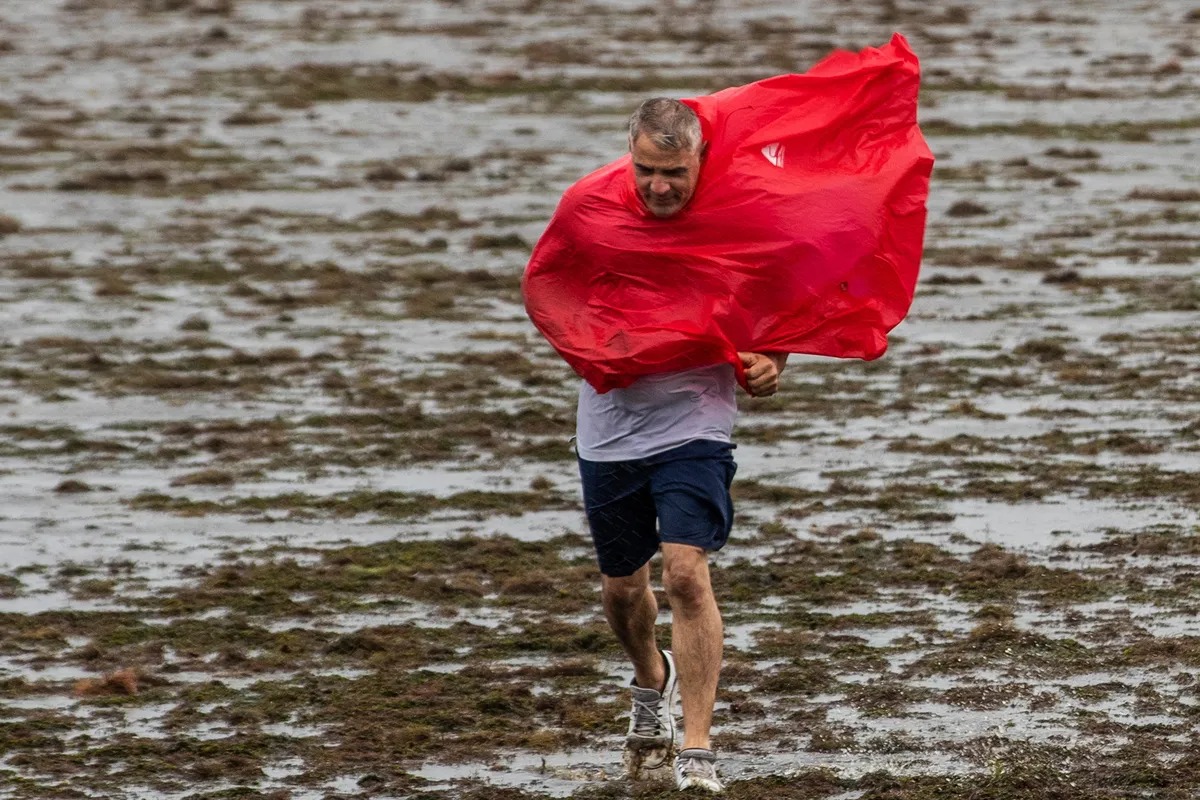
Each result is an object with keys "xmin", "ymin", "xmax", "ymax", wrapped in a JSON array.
[{"xmin": 523, "ymin": 33, "xmax": 934, "ymax": 393}]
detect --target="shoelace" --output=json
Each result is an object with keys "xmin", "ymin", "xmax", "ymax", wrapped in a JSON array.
[{"xmin": 630, "ymin": 695, "xmax": 664, "ymax": 737}]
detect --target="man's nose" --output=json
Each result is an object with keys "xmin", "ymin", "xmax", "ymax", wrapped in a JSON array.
[{"xmin": 650, "ymin": 176, "xmax": 671, "ymax": 194}]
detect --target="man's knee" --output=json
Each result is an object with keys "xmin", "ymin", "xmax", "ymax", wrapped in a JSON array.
[
  {"xmin": 602, "ymin": 570, "xmax": 650, "ymax": 611},
  {"xmin": 661, "ymin": 547, "xmax": 713, "ymax": 610}
]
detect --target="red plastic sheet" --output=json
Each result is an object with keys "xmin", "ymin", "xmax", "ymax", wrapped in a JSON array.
[{"xmin": 523, "ymin": 34, "xmax": 934, "ymax": 393}]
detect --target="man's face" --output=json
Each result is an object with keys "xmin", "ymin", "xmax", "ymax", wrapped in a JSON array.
[{"xmin": 630, "ymin": 134, "xmax": 704, "ymax": 218}]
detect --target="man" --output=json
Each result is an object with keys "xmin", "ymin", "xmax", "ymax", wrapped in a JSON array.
[
  {"xmin": 526, "ymin": 38, "xmax": 931, "ymax": 792},
  {"xmin": 572, "ymin": 97, "xmax": 787, "ymax": 794}
]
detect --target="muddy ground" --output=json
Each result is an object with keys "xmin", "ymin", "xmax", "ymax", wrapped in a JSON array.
[{"xmin": 1, "ymin": 0, "xmax": 1198, "ymax": 798}]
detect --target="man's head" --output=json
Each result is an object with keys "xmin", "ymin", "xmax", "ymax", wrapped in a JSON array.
[{"xmin": 628, "ymin": 98, "xmax": 705, "ymax": 218}]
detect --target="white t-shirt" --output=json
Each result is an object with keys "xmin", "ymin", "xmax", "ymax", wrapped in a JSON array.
[{"xmin": 575, "ymin": 364, "xmax": 738, "ymax": 462}]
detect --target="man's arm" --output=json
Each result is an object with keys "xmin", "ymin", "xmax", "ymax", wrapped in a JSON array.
[{"xmin": 738, "ymin": 351, "xmax": 788, "ymax": 397}]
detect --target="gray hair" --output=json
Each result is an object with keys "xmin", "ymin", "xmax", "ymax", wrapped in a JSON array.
[{"xmin": 627, "ymin": 97, "xmax": 702, "ymax": 153}]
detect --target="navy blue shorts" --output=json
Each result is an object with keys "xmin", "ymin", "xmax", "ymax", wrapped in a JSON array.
[{"xmin": 577, "ymin": 440, "xmax": 737, "ymax": 577}]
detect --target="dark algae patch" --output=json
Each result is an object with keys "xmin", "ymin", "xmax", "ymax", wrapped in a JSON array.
[
  {"xmin": 127, "ymin": 486, "xmax": 577, "ymax": 520},
  {"xmin": 8, "ymin": 527, "xmax": 1197, "ymax": 795}
]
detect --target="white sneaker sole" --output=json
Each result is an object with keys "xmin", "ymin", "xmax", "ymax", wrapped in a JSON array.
[
  {"xmin": 677, "ymin": 774, "xmax": 724, "ymax": 793},
  {"xmin": 623, "ymin": 742, "xmax": 673, "ymax": 779}
]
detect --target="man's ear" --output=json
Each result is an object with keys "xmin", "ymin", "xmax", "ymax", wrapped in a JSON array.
[{"xmin": 700, "ymin": 141, "xmax": 709, "ymax": 159}]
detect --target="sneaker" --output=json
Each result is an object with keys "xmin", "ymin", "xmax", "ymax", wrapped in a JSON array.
[
  {"xmin": 674, "ymin": 748, "xmax": 724, "ymax": 793},
  {"xmin": 623, "ymin": 649, "xmax": 677, "ymax": 774}
]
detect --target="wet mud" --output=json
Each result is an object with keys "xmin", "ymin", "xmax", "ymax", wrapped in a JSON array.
[{"xmin": 1, "ymin": 0, "xmax": 1198, "ymax": 798}]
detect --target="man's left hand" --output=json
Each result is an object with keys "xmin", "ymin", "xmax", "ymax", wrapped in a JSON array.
[{"xmin": 738, "ymin": 351, "xmax": 788, "ymax": 397}]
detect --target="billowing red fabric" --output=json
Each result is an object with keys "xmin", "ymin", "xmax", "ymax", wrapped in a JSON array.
[{"xmin": 523, "ymin": 33, "xmax": 934, "ymax": 393}]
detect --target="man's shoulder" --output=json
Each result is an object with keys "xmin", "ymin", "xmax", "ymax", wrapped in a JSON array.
[{"xmin": 560, "ymin": 157, "xmax": 629, "ymax": 209}]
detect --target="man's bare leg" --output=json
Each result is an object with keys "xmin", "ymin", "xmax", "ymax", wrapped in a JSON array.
[
  {"xmin": 660, "ymin": 542, "xmax": 722, "ymax": 750},
  {"xmin": 601, "ymin": 562, "xmax": 665, "ymax": 692},
  {"xmin": 602, "ymin": 563, "xmax": 675, "ymax": 776}
]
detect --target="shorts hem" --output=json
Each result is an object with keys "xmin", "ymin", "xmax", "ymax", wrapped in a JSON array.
[{"xmin": 658, "ymin": 535, "xmax": 727, "ymax": 552}]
